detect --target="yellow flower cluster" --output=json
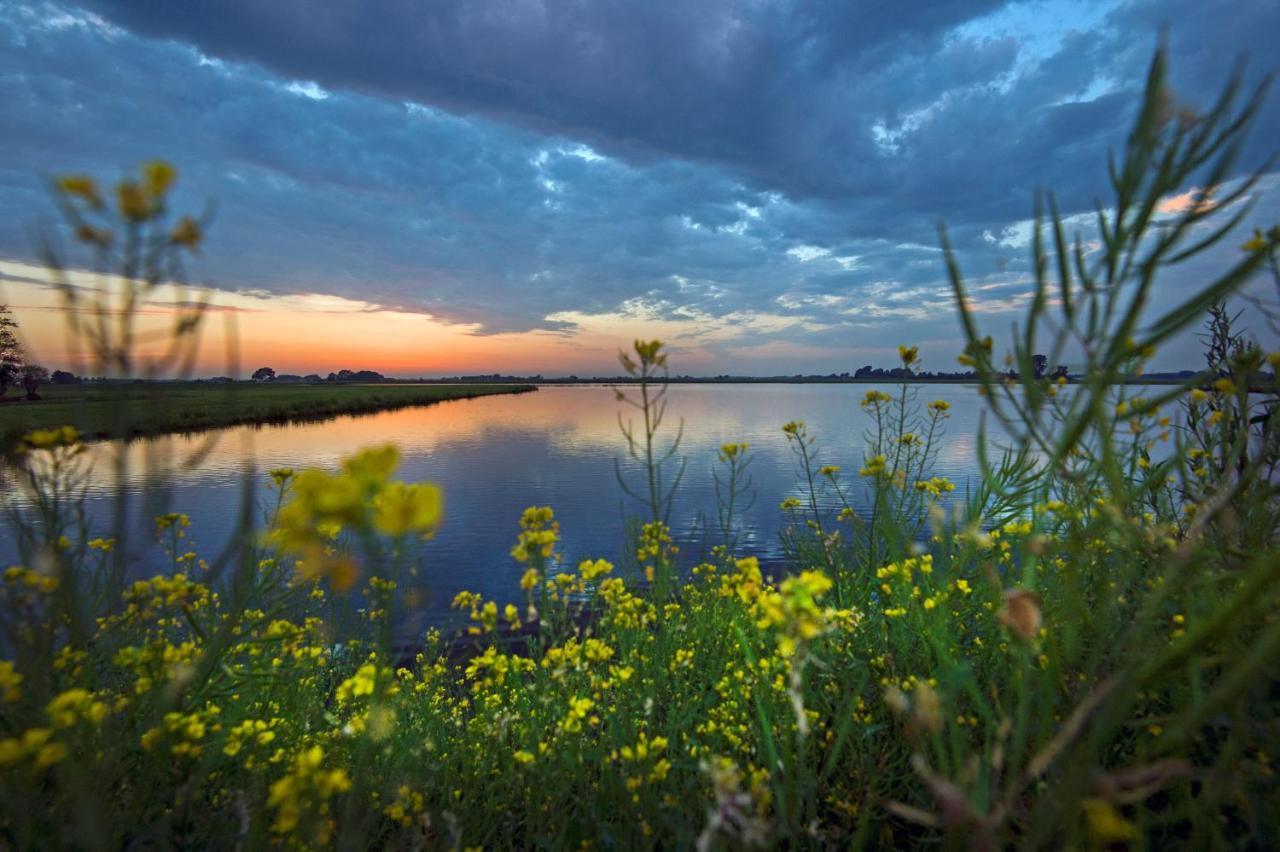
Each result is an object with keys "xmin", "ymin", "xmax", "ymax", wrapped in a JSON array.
[
  {"xmin": 270, "ymin": 445, "xmax": 441, "ymax": 590},
  {"xmin": 757, "ymin": 570, "xmax": 833, "ymax": 657},
  {"xmin": 268, "ymin": 746, "xmax": 352, "ymax": 841}
]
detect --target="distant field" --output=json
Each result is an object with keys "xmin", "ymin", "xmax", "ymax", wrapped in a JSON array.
[{"xmin": 0, "ymin": 382, "xmax": 536, "ymax": 450}]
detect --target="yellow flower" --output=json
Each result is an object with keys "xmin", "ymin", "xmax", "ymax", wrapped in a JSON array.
[
  {"xmin": 0, "ymin": 661, "xmax": 22, "ymax": 703},
  {"xmin": 143, "ymin": 160, "xmax": 177, "ymax": 196},
  {"xmin": 1081, "ymin": 798, "xmax": 1137, "ymax": 843},
  {"xmin": 859, "ymin": 454, "xmax": 887, "ymax": 478},
  {"xmin": 372, "ymin": 481, "xmax": 443, "ymax": 537},
  {"xmin": 898, "ymin": 345, "xmax": 919, "ymax": 366},
  {"xmin": 579, "ymin": 558, "xmax": 614, "ymax": 582},
  {"xmin": 116, "ymin": 180, "xmax": 151, "ymax": 221},
  {"xmin": 47, "ymin": 688, "xmax": 108, "ymax": 728},
  {"xmin": 757, "ymin": 569, "xmax": 833, "ymax": 657},
  {"xmin": 56, "ymin": 174, "xmax": 102, "ymax": 207},
  {"xmin": 1241, "ymin": 228, "xmax": 1269, "ymax": 253},
  {"xmin": 519, "ymin": 568, "xmax": 540, "ymax": 591},
  {"xmin": 170, "ymin": 215, "xmax": 202, "ymax": 248},
  {"xmin": 342, "ymin": 444, "xmax": 401, "ymax": 488},
  {"xmin": 19, "ymin": 425, "xmax": 80, "ymax": 452},
  {"xmin": 861, "ymin": 390, "xmax": 891, "ymax": 407},
  {"xmin": 335, "ymin": 663, "xmax": 378, "ymax": 703}
]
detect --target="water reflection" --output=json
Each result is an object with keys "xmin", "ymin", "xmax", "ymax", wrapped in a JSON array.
[{"xmin": 2, "ymin": 384, "xmax": 1012, "ymax": 633}]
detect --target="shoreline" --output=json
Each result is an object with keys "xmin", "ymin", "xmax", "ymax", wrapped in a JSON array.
[{"xmin": 0, "ymin": 383, "xmax": 537, "ymax": 452}]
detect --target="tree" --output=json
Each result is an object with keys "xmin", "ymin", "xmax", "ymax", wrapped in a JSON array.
[
  {"xmin": 251, "ymin": 366, "xmax": 275, "ymax": 382},
  {"xmin": 1032, "ymin": 353, "xmax": 1048, "ymax": 380},
  {"xmin": 50, "ymin": 369, "xmax": 80, "ymax": 384},
  {"xmin": 1050, "ymin": 364, "xmax": 1069, "ymax": 381},
  {"xmin": 20, "ymin": 365, "xmax": 48, "ymax": 400},
  {"xmin": 0, "ymin": 304, "xmax": 23, "ymax": 397}
]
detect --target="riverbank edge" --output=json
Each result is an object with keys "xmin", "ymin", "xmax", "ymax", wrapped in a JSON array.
[{"xmin": 0, "ymin": 384, "xmax": 538, "ymax": 452}]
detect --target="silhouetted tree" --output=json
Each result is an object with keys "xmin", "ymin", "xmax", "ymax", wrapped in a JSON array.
[
  {"xmin": 21, "ymin": 365, "xmax": 48, "ymax": 400},
  {"xmin": 1032, "ymin": 354, "xmax": 1048, "ymax": 379},
  {"xmin": 0, "ymin": 304, "xmax": 22, "ymax": 397},
  {"xmin": 51, "ymin": 369, "xmax": 80, "ymax": 384},
  {"xmin": 251, "ymin": 366, "xmax": 275, "ymax": 382}
]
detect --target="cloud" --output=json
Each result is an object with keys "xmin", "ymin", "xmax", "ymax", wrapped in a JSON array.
[{"xmin": 0, "ymin": 0, "xmax": 1276, "ymax": 374}]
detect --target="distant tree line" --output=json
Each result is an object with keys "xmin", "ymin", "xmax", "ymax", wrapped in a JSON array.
[{"xmin": 249, "ymin": 366, "xmax": 387, "ymax": 383}]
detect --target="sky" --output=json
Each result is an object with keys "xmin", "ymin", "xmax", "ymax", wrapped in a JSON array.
[{"xmin": 0, "ymin": 0, "xmax": 1277, "ymax": 378}]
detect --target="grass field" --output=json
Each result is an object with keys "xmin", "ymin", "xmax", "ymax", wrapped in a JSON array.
[{"xmin": 0, "ymin": 382, "xmax": 536, "ymax": 450}]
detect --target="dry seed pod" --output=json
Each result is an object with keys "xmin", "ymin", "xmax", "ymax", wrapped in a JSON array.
[{"xmin": 999, "ymin": 588, "xmax": 1042, "ymax": 641}]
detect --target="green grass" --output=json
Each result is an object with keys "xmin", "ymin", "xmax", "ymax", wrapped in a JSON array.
[{"xmin": 0, "ymin": 382, "xmax": 536, "ymax": 449}]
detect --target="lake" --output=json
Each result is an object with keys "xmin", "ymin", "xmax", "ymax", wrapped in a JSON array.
[{"xmin": 2, "ymin": 383, "xmax": 1006, "ymax": 633}]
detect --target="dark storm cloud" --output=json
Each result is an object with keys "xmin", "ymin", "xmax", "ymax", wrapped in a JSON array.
[{"xmin": 0, "ymin": 0, "xmax": 1276, "ymax": 369}]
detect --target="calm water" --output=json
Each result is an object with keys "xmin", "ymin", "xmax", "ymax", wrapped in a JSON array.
[{"xmin": 2, "ymin": 384, "xmax": 1006, "ymax": 633}]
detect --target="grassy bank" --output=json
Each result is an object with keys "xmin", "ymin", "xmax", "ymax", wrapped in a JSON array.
[{"xmin": 0, "ymin": 382, "xmax": 536, "ymax": 450}]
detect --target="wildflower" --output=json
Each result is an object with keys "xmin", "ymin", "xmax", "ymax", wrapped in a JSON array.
[
  {"xmin": 898, "ymin": 345, "xmax": 919, "ymax": 366},
  {"xmin": 76, "ymin": 224, "xmax": 112, "ymax": 246},
  {"xmin": 859, "ymin": 454, "xmax": 887, "ymax": 477},
  {"xmin": 957, "ymin": 336, "xmax": 993, "ymax": 367},
  {"xmin": 47, "ymin": 688, "xmax": 108, "ymax": 728},
  {"xmin": 116, "ymin": 180, "xmax": 150, "ymax": 221},
  {"xmin": 1242, "ymin": 228, "xmax": 1269, "ymax": 252},
  {"xmin": 56, "ymin": 174, "xmax": 102, "ymax": 208},
  {"xmin": 372, "ymin": 481, "xmax": 443, "ymax": 537},
  {"xmin": 0, "ymin": 728, "xmax": 66, "ymax": 771},
  {"xmin": 88, "ymin": 537, "xmax": 114, "ymax": 553},
  {"xmin": 1081, "ymin": 799, "xmax": 1137, "ymax": 843},
  {"xmin": 914, "ymin": 477, "xmax": 955, "ymax": 498},
  {"xmin": 779, "ymin": 496, "xmax": 802, "ymax": 511},
  {"xmin": 0, "ymin": 661, "xmax": 22, "ymax": 703},
  {"xmin": 561, "ymin": 696, "xmax": 596, "ymax": 733},
  {"xmin": 19, "ymin": 425, "xmax": 80, "ymax": 452},
  {"xmin": 143, "ymin": 160, "xmax": 176, "ymax": 196},
  {"xmin": 576, "ymin": 558, "xmax": 612, "ymax": 582},
  {"xmin": 511, "ymin": 506, "xmax": 559, "ymax": 563},
  {"xmin": 757, "ymin": 570, "xmax": 832, "ymax": 657},
  {"xmin": 861, "ymin": 389, "xmax": 892, "ymax": 408},
  {"xmin": 782, "ymin": 420, "xmax": 805, "ymax": 437},
  {"xmin": 268, "ymin": 746, "xmax": 351, "ymax": 840},
  {"xmin": 335, "ymin": 663, "xmax": 378, "ymax": 703},
  {"xmin": 519, "ymin": 568, "xmax": 540, "ymax": 591},
  {"xmin": 927, "ymin": 399, "xmax": 951, "ymax": 416},
  {"xmin": 718, "ymin": 442, "xmax": 749, "ymax": 462},
  {"xmin": 155, "ymin": 512, "xmax": 191, "ymax": 535},
  {"xmin": 819, "ymin": 465, "xmax": 840, "ymax": 477},
  {"xmin": 169, "ymin": 215, "xmax": 202, "ymax": 248}
]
